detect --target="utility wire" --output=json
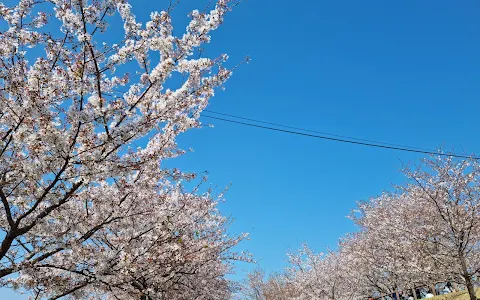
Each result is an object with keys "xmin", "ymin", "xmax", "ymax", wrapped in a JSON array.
[
  {"xmin": 204, "ymin": 109, "xmax": 435, "ymax": 152},
  {"xmin": 201, "ymin": 114, "xmax": 479, "ymax": 160}
]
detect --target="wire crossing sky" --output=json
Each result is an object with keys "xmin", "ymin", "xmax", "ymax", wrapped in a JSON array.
[
  {"xmin": 202, "ymin": 111, "xmax": 479, "ymax": 159},
  {"xmin": 204, "ymin": 109, "xmax": 439, "ymax": 151}
]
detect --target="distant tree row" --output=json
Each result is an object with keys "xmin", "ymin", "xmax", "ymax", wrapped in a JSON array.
[{"xmin": 238, "ymin": 156, "xmax": 480, "ymax": 300}]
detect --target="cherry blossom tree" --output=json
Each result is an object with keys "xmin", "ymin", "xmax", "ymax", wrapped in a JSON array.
[
  {"xmin": 405, "ymin": 157, "xmax": 480, "ymax": 300},
  {"xmin": 0, "ymin": 0, "xmax": 247, "ymax": 298},
  {"xmin": 354, "ymin": 156, "xmax": 480, "ymax": 300},
  {"xmin": 339, "ymin": 228, "xmax": 436, "ymax": 298},
  {"xmin": 285, "ymin": 244, "xmax": 361, "ymax": 300},
  {"xmin": 236, "ymin": 269, "xmax": 270, "ymax": 300},
  {"xmin": 348, "ymin": 193, "xmax": 441, "ymax": 296},
  {"xmin": 246, "ymin": 156, "xmax": 480, "ymax": 300},
  {"xmin": 235, "ymin": 269, "xmax": 298, "ymax": 300}
]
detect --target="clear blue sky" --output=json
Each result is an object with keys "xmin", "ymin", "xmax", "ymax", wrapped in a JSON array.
[
  {"xmin": 4, "ymin": 0, "xmax": 480, "ymax": 298},
  {"xmin": 172, "ymin": 0, "xmax": 480, "ymax": 279}
]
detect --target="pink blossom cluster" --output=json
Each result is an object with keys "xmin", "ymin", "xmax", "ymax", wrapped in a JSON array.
[{"xmin": 0, "ymin": 0, "xmax": 248, "ymax": 299}]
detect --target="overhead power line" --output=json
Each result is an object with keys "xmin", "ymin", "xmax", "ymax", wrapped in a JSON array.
[
  {"xmin": 204, "ymin": 110, "xmax": 434, "ymax": 152},
  {"xmin": 201, "ymin": 112, "xmax": 478, "ymax": 160}
]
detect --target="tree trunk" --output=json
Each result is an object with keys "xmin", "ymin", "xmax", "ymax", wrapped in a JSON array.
[
  {"xmin": 412, "ymin": 287, "xmax": 418, "ymax": 300},
  {"xmin": 465, "ymin": 276, "xmax": 477, "ymax": 300},
  {"xmin": 431, "ymin": 284, "xmax": 437, "ymax": 296},
  {"xmin": 460, "ymin": 253, "xmax": 477, "ymax": 300}
]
